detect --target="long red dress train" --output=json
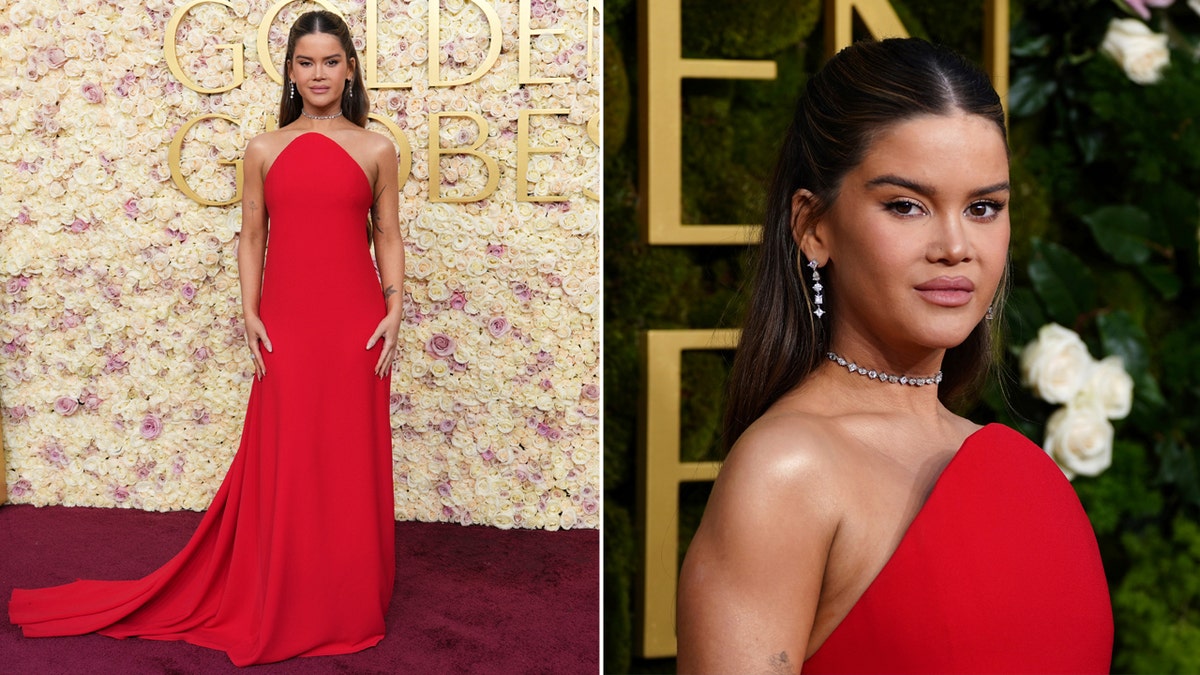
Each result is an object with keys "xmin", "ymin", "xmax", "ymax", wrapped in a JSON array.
[
  {"xmin": 804, "ymin": 424, "xmax": 1113, "ymax": 674},
  {"xmin": 8, "ymin": 132, "xmax": 395, "ymax": 666}
]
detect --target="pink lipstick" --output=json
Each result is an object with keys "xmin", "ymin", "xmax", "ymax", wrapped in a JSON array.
[{"xmin": 915, "ymin": 276, "xmax": 975, "ymax": 307}]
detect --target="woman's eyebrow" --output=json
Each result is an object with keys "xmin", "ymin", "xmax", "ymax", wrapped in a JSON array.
[{"xmin": 865, "ymin": 174, "xmax": 1011, "ymax": 198}]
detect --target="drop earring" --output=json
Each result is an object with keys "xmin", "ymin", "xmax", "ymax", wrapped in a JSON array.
[
  {"xmin": 289, "ymin": 82, "xmax": 295, "ymax": 100},
  {"xmin": 346, "ymin": 79, "xmax": 353, "ymax": 99},
  {"xmin": 808, "ymin": 260, "xmax": 825, "ymax": 319},
  {"xmin": 986, "ymin": 305, "xmax": 995, "ymax": 321}
]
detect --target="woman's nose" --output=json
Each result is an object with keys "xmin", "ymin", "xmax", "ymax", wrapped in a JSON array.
[{"xmin": 929, "ymin": 215, "xmax": 971, "ymax": 264}]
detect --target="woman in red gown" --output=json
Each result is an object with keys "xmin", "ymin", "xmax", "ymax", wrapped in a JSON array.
[
  {"xmin": 676, "ymin": 38, "xmax": 1113, "ymax": 673},
  {"xmin": 8, "ymin": 12, "xmax": 405, "ymax": 666}
]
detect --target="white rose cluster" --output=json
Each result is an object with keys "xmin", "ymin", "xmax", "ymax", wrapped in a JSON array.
[
  {"xmin": 1100, "ymin": 18, "xmax": 1171, "ymax": 85},
  {"xmin": 1020, "ymin": 323, "xmax": 1134, "ymax": 479},
  {"xmin": 1, "ymin": 0, "xmax": 599, "ymax": 530}
]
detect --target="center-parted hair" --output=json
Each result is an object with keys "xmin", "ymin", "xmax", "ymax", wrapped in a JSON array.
[
  {"xmin": 278, "ymin": 11, "xmax": 368, "ymax": 128},
  {"xmin": 722, "ymin": 37, "xmax": 1008, "ymax": 451}
]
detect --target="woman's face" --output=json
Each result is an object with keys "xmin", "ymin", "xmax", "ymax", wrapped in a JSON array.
[
  {"xmin": 287, "ymin": 32, "xmax": 353, "ymax": 106},
  {"xmin": 810, "ymin": 112, "xmax": 1010, "ymax": 357}
]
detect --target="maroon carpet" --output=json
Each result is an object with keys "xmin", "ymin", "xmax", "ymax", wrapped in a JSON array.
[{"xmin": 0, "ymin": 504, "xmax": 598, "ymax": 674}]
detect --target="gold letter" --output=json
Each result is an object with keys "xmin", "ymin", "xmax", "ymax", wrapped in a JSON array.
[
  {"xmin": 638, "ymin": 330, "xmax": 737, "ymax": 658},
  {"xmin": 586, "ymin": 0, "xmax": 600, "ymax": 73},
  {"xmin": 365, "ymin": 0, "xmax": 411, "ymax": 89},
  {"xmin": 516, "ymin": 109, "xmax": 570, "ymax": 202},
  {"xmin": 169, "ymin": 114, "xmax": 243, "ymax": 206},
  {"xmin": 429, "ymin": 0, "xmax": 502, "ymax": 87},
  {"xmin": 165, "ymin": 0, "xmax": 244, "ymax": 94},
  {"xmin": 825, "ymin": 0, "xmax": 1009, "ymax": 110},
  {"xmin": 639, "ymin": 0, "xmax": 776, "ymax": 246},
  {"xmin": 584, "ymin": 111, "xmax": 599, "ymax": 201},
  {"xmin": 824, "ymin": 0, "xmax": 909, "ymax": 55},
  {"xmin": 428, "ymin": 112, "xmax": 499, "ymax": 203},
  {"xmin": 518, "ymin": 0, "xmax": 567, "ymax": 85},
  {"xmin": 367, "ymin": 113, "xmax": 414, "ymax": 185},
  {"xmin": 257, "ymin": 0, "xmax": 341, "ymax": 85}
]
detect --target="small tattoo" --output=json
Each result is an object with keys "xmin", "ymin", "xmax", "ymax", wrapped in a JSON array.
[
  {"xmin": 769, "ymin": 651, "xmax": 793, "ymax": 675},
  {"xmin": 246, "ymin": 199, "xmax": 258, "ymax": 212},
  {"xmin": 383, "ymin": 285, "xmax": 397, "ymax": 299}
]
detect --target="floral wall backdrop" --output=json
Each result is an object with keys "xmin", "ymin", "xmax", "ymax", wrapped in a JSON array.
[{"xmin": 0, "ymin": 0, "xmax": 600, "ymax": 531}]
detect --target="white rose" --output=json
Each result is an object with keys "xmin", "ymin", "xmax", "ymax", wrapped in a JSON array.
[
  {"xmin": 1074, "ymin": 355, "xmax": 1134, "ymax": 420},
  {"xmin": 1100, "ymin": 18, "xmax": 1170, "ymax": 85},
  {"xmin": 1020, "ymin": 323, "xmax": 1093, "ymax": 404},
  {"xmin": 1044, "ymin": 405, "xmax": 1114, "ymax": 480}
]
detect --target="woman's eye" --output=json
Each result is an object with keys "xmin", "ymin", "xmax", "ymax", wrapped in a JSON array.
[
  {"xmin": 885, "ymin": 200, "xmax": 924, "ymax": 216},
  {"xmin": 967, "ymin": 201, "xmax": 1005, "ymax": 219}
]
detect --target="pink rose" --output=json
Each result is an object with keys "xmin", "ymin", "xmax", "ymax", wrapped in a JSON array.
[
  {"xmin": 1121, "ymin": 0, "xmax": 1174, "ymax": 19},
  {"xmin": 581, "ymin": 383, "xmax": 600, "ymax": 400},
  {"xmin": 81, "ymin": 82, "xmax": 104, "ymax": 104},
  {"xmin": 54, "ymin": 396, "xmax": 79, "ymax": 416},
  {"xmin": 140, "ymin": 413, "xmax": 163, "ymax": 440},
  {"xmin": 81, "ymin": 391, "xmax": 102, "ymax": 410},
  {"xmin": 426, "ymin": 333, "xmax": 456, "ymax": 358},
  {"xmin": 487, "ymin": 316, "xmax": 510, "ymax": 338}
]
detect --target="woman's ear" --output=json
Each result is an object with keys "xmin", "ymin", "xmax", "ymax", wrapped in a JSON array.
[{"xmin": 790, "ymin": 188, "xmax": 829, "ymax": 264}]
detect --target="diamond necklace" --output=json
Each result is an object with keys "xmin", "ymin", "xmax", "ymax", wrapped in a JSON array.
[
  {"xmin": 826, "ymin": 352, "xmax": 943, "ymax": 387},
  {"xmin": 300, "ymin": 109, "xmax": 343, "ymax": 120}
]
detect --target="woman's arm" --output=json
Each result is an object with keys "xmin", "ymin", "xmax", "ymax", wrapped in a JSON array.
[
  {"xmin": 365, "ymin": 136, "xmax": 405, "ymax": 377},
  {"xmin": 677, "ymin": 421, "xmax": 839, "ymax": 674},
  {"xmin": 238, "ymin": 136, "xmax": 271, "ymax": 380}
]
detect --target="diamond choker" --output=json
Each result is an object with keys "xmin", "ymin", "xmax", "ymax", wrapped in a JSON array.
[{"xmin": 826, "ymin": 352, "xmax": 943, "ymax": 387}]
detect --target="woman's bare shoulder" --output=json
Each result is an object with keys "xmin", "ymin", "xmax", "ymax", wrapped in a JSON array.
[
  {"xmin": 722, "ymin": 412, "xmax": 846, "ymax": 489},
  {"xmin": 245, "ymin": 129, "xmax": 296, "ymax": 159}
]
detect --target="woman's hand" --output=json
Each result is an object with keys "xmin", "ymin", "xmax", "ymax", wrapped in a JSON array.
[
  {"xmin": 366, "ymin": 311, "xmax": 402, "ymax": 378},
  {"xmin": 244, "ymin": 314, "xmax": 272, "ymax": 380}
]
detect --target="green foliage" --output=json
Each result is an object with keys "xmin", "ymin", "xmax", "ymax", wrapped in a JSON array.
[
  {"xmin": 1006, "ymin": 3, "xmax": 1200, "ymax": 669},
  {"xmin": 604, "ymin": 504, "xmax": 636, "ymax": 673},
  {"xmin": 681, "ymin": 0, "xmax": 820, "ymax": 59},
  {"xmin": 604, "ymin": 34, "xmax": 631, "ymax": 159},
  {"xmin": 1112, "ymin": 517, "xmax": 1200, "ymax": 672}
]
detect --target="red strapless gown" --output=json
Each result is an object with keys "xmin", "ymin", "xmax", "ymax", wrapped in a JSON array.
[
  {"xmin": 803, "ymin": 424, "xmax": 1113, "ymax": 673},
  {"xmin": 8, "ymin": 133, "xmax": 395, "ymax": 666}
]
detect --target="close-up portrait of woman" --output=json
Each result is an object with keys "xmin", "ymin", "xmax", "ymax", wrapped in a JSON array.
[{"xmin": 604, "ymin": 1, "xmax": 1200, "ymax": 674}]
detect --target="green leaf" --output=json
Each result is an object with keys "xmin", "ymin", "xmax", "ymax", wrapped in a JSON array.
[
  {"xmin": 1137, "ymin": 262, "xmax": 1182, "ymax": 300},
  {"xmin": 1027, "ymin": 238, "xmax": 1097, "ymax": 326},
  {"xmin": 1082, "ymin": 205, "xmax": 1154, "ymax": 265},
  {"xmin": 1156, "ymin": 437, "xmax": 1200, "ymax": 509},
  {"xmin": 1004, "ymin": 286, "xmax": 1047, "ymax": 348},
  {"xmin": 1008, "ymin": 67, "xmax": 1058, "ymax": 118},
  {"xmin": 1097, "ymin": 310, "xmax": 1150, "ymax": 376}
]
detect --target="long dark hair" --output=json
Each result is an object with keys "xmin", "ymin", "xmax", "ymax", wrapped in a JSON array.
[
  {"xmin": 278, "ymin": 11, "xmax": 367, "ymax": 128},
  {"xmin": 722, "ymin": 37, "xmax": 1009, "ymax": 451}
]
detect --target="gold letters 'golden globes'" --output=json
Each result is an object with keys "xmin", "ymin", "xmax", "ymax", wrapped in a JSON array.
[
  {"xmin": 635, "ymin": 0, "xmax": 1011, "ymax": 659},
  {"xmin": 165, "ymin": 0, "xmax": 600, "ymax": 206}
]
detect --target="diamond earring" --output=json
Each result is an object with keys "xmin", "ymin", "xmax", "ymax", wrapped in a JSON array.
[
  {"xmin": 986, "ymin": 304, "xmax": 995, "ymax": 321},
  {"xmin": 289, "ymin": 82, "xmax": 295, "ymax": 100},
  {"xmin": 808, "ymin": 260, "xmax": 825, "ymax": 319},
  {"xmin": 346, "ymin": 79, "xmax": 353, "ymax": 99}
]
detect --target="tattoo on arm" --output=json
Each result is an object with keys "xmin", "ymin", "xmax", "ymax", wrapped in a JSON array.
[
  {"xmin": 370, "ymin": 206, "xmax": 382, "ymax": 233},
  {"xmin": 768, "ymin": 651, "xmax": 793, "ymax": 675},
  {"xmin": 246, "ymin": 199, "xmax": 258, "ymax": 213},
  {"xmin": 383, "ymin": 285, "xmax": 397, "ymax": 300}
]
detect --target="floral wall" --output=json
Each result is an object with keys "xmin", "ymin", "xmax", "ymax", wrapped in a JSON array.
[{"xmin": 0, "ymin": 0, "xmax": 600, "ymax": 530}]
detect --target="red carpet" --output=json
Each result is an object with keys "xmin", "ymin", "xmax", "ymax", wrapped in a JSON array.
[{"xmin": 0, "ymin": 504, "xmax": 598, "ymax": 674}]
